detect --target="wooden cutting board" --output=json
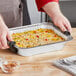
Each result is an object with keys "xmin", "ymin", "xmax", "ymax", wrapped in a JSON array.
[{"xmin": 0, "ymin": 28, "xmax": 76, "ymax": 76}]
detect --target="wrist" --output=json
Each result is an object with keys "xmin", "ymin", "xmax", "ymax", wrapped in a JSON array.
[
  {"xmin": 0, "ymin": 15, "xmax": 7, "ymax": 27},
  {"xmin": 51, "ymin": 12, "xmax": 63, "ymax": 21}
]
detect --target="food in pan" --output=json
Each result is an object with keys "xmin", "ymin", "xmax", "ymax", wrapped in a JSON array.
[{"xmin": 12, "ymin": 28, "xmax": 65, "ymax": 48}]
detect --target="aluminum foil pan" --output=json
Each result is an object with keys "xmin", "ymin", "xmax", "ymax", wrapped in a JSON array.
[{"xmin": 8, "ymin": 22, "xmax": 73, "ymax": 56}]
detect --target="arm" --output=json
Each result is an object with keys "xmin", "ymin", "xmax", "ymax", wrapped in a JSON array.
[
  {"xmin": 36, "ymin": 0, "xmax": 58, "ymax": 11},
  {"xmin": 0, "ymin": 15, "xmax": 12, "ymax": 49},
  {"xmin": 42, "ymin": 2, "xmax": 72, "ymax": 32},
  {"xmin": 36, "ymin": 0, "xmax": 72, "ymax": 32}
]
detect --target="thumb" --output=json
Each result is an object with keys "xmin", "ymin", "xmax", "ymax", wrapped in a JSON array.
[{"xmin": 7, "ymin": 32, "xmax": 13, "ymax": 41}]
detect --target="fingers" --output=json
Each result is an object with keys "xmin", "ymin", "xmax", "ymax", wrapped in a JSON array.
[
  {"xmin": 55, "ymin": 22, "xmax": 67, "ymax": 32},
  {"xmin": 0, "ymin": 42, "xmax": 3, "ymax": 49},
  {"xmin": 53, "ymin": 14, "xmax": 72, "ymax": 33},
  {"xmin": 6, "ymin": 32, "xmax": 13, "ymax": 48},
  {"xmin": 0, "ymin": 31, "xmax": 12, "ymax": 49},
  {"xmin": 0, "ymin": 33, "xmax": 8, "ymax": 49},
  {"xmin": 59, "ymin": 24, "xmax": 67, "ymax": 32},
  {"xmin": 64, "ymin": 20, "xmax": 72, "ymax": 33},
  {"xmin": 0, "ymin": 30, "xmax": 12, "ymax": 49},
  {"xmin": 7, "ymin": 32, "xmax": 12, "ymax": 41},
  {"xmin": 54, "ymin": 20, "xmax": 72, "ymax": 33}
]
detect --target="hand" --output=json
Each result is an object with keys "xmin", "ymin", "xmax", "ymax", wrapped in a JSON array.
[
  {"xmin": 42, "ymin": 2, "xmax": 72, "ymax": 33},
  {"xmin": 52, "ymin": 14, "xmax": 72, "ymax": 32},
  {"xmin": 0, "ymin": 16, "xmax": 12, "ymax": 49},
  {"xmin": 0, "ymin": 25, "xmax": 12, "ymax": 49}
]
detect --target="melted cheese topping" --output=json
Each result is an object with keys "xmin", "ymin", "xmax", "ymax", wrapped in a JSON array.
[{"xmin": 12, "ymin": 28, "xmax": 64, "ymax": 48}]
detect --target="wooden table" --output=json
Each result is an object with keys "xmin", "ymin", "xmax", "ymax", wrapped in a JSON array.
[{"xmin": 0, "ymin": 28, "xmax": 76, "ymax": 76}]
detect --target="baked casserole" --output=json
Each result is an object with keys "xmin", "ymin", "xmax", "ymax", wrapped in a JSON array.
[{"xmin": 12, "ymin": 28, "xmax": 64, "ymax": 48}]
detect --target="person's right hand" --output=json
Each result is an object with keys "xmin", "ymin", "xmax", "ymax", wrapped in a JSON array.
[{"xmin": 0, "ymin": 22, "xmax": 12, "ymax": 49}]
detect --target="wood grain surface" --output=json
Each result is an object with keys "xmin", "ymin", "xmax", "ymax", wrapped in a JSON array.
[{"xmin": 0, "ymin": 28, "xmax": 76, "ymax": 76}]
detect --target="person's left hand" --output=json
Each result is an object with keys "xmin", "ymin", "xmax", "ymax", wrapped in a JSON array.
[
  {"xmin": 52, "ymin": 14, "xmax": 72, "ymax": 33},
  {"xmin": 42, "ymin": 2, "xmax": 72, "ymax": 33}
]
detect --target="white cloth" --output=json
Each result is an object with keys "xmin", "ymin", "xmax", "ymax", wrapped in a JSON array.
[{"xmin": 53, "ymin": 56, "xmax": 76, "ymax": 76}]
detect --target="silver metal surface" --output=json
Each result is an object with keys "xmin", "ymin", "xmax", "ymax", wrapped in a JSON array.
[{"xmin": 9, "ymin": 22, "xmax": 73, "ymax": 56}]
